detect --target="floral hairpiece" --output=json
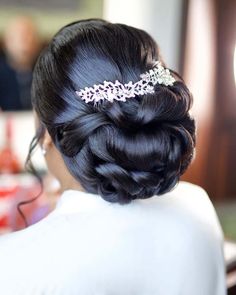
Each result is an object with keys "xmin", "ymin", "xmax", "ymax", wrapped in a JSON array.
[{"xmin": 75, "ymin": 61, "xmax": 175, "ymax": 105}]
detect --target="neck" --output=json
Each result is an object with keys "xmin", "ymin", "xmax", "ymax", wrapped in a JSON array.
[{"xmin": 60, "ymin": 175, "xmax": 84, "ymax": 193}]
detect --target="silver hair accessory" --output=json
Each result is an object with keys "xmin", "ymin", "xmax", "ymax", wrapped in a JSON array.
[{"xmin": 75, "ymin": 61, "xmax": 175, "ymax": 105}]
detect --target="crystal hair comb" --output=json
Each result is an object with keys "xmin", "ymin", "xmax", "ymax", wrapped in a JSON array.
[{"xmin": 75, "ymin": 61, "xmax": 175, "ymax": 104}]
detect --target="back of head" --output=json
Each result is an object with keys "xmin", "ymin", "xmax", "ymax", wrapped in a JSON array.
[{"xmin": 31, "ymin": 18, "xmax": 195, "ymax": 204}]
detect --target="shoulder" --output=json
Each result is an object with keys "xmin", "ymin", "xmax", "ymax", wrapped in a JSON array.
[
  {"xmin": 137, "ymin": 181, "xmax": 219, "ymax": 224},
  {"xmin": 171, "ymin": 182, "xmax": 226, "ymax": 293},
  {"xmin": 0, "ymin": 210, "xmax": 66, "ymax": 252},
  {"xmin": 0, "ymin": 212, "xmax": 73, "ymax": 293},
  {"xmin": 136, "ymin": 181, "xmax": 225, "ymax": 259},
  {"xmin": 166, "ymin": 181, "xmax": 224, "ymax": 238},
  {"xmin": 164, "ymin": 181, "xmax": 220, "ymax": 217},
  {"xmin": 0, "ymin": 210, "xmax": 71, "ymax": 270},
  {"xmin": 171, "ymin": 182, "xmax": 225, "ymax": 261}
]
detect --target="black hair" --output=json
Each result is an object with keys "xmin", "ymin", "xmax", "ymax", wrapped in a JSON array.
[{"xmin": 30, "ymin": 18, "xmax": 195, "ymax": 205}]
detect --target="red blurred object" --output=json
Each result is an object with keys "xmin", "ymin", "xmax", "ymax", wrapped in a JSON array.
[
  {"xmin": 0, "ymin": 184, "xmax": 19, "ymax": 229},
  {"xmin": 0, "ymin": 116, "xmax": 21, "ymax": 174},
  {"xmin": 0, "ymin": 185, "xmax": 18, "ymax": 197}
]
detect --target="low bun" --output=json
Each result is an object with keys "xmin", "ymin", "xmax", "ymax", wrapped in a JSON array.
[{"xmin": 59, "ymin": 81, "xmax": 195, "ymax": 204}]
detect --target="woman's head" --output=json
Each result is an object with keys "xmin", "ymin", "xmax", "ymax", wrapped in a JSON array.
[{"xmin": 31, "ymin": 18, "xmax": 195, "ymax": 204}]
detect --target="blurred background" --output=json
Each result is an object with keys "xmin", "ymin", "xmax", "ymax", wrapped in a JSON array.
[{"xmin": 0, "ymin": 0, "xmax": 235, "ymax": 291}]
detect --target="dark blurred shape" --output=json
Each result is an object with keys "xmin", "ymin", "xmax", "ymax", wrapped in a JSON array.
[{"xmin": 0, "ymin": 16, "xmax": 41, "ymax": 111}]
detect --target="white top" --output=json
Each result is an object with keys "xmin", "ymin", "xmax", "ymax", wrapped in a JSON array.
[{"xmin": 0, "ymin": 181, "xmax": 226, "ymax": 295}]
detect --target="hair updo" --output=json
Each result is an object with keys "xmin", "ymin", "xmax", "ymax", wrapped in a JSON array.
[{"xmin": 31, "ymin": 18, "xmax": 196, "ymax": 204}]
